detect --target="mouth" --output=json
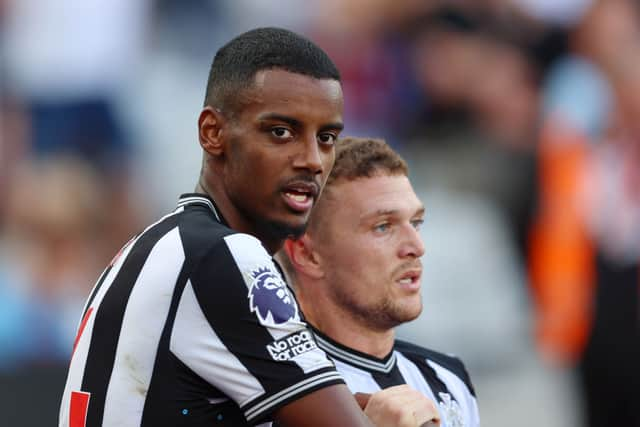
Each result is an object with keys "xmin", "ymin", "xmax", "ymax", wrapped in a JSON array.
[
  {"xmin": 396, "ymin": 269, "xmax": 422, "ymax": 292},
  {"xmin": 282, "ymin": 181, "xmax": 319, "ymax": 213}
]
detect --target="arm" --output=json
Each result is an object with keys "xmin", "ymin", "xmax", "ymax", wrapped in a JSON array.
[
  {"xmin": 274, "ymin": 384, "xmax": 373, "ymax": 427},
  {"xmin": 275, "ymin": 383, "xmax": 441, "ymax": 427}
]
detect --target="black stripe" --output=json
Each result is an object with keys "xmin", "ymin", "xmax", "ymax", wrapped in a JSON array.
[
  {"xmin": 395, "ymin": 340, "xmax": 475, "ymax": 397},
  {"xmin": 144, "ymin": 351, "xmax": 250, "ymax": 427},
  {"xmin": 405, "ymin": 359, "xmax": 453, "ymax": 404},
  {"xmin": 179, "ymin": 193, "xmax": 228, "ymax": 226},
  {"xmin": 371, "ymin": 364, "xmax": 406, "ymax": 389},
  {"xmin": 395, "ymin": 348, "xmax": 459, "ymax": 404},
  {"xmin": 81, "ymin": 215, "xmax": 180, "ymax": 426},
  {"xmin": 139, "ymin": 260, "xmax": 192, "ymax": 427}
]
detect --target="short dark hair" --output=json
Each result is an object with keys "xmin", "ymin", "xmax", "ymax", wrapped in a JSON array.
[
  {"xmin": 204, "ymin": 27, "xmax": 341, "ymax": 112},
  {"xmin": 327, "ymin": 136, "xmax": 409, "ymax": 186}
]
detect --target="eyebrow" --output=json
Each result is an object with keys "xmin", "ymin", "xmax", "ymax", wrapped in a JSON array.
[
  {"xmin": 258, "ymin": 113, "xmax": 344, "ymax": 132},
  {"xmin": 360, "ymin": 206, "xmax": 426, "ymax": 222}
]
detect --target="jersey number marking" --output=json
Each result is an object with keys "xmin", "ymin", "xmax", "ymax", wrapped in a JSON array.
[{"xmin": 70, "ymin": 391, "xmax": 90, "ymax": 427}]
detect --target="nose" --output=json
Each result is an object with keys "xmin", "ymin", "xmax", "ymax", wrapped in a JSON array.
[
  {"xmin": 399, "ymin": 224, "xmax": 425, "ymax": 259},
  {"xmin": 293, "ymin": 136, "xmax": 324, "ymax": 175}
]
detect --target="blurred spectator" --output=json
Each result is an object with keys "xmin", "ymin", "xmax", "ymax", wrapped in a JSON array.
[
  {"xmin": 0, "ymin": 95, "xmax": 29, "ymax": 229},
  {"xmin": 530, "ymin": 0, "xmax": 640, "ymax": 425},
  {"xmin": 408, "ymin": 7, "xmax": 544, "ymax": 149},
  {"xmin": 305, "ymin": 0, "xmax": 438, "ymax": 142},
  {"xmin": 396, "ymin": 5, "xmax": 582, "ymax": 427},
  {"xmin": 0, "ymin": 157, "xmax": 108, "ymax": 370},
  {"xmin": 3, "ymin": 0, "xmax": 151, "ymax": 251}
]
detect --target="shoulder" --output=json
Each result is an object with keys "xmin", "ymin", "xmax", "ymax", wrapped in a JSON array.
[
  {"xmin": 174, "ymin": 207, "xmax": 272, "ymax": 279},
  {"xmin": 176, "ymin": 206, "xmax": 235, "ymax": 250},
  {"xmin": 175, "ymin": 207, "xmax": 266, "ymax": 261},
  {"xmin": 394, "ymin": 339, "xmax": 476, "ymax": 396}
]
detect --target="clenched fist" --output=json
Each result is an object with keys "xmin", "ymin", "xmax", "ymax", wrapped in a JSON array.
[{"xmin": 355, "ymin": 384, "xmax": 440, "ymax": 427}]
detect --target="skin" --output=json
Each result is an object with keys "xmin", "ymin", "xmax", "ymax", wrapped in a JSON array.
[
  {"xmin": 197, "ymin": 69, "xmax": 345, "ymax": 254},
  {"xmin": 285, "ymin": 173, "xmax": 426, "ymax": 358},
  {"xmin": 358, "ymin": 385, "xmax": 440, "ymax": 427},
  {"xmin": 284, "ymin": 173, "xmax": 439, "ymax": 425}
]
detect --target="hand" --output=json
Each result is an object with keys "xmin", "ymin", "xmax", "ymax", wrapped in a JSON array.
[{"xmin": 356, "ymin": 385, "xmax": 441, "ymax": 427}]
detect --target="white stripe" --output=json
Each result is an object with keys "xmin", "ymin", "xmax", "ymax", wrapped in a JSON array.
[
  {"xmin": 59, "ymin": 227, "xmax": 143, "ymax": 427},
  {"xmin": 177, "ymin": 196, "xmax": 219, "ymax": 221},
  {"xmin": 315, "ymin": 335, "xmax": 396, "ymax": 373},
  {"xmin": 244, "ymin": 371, "xmax": 344, "ymax": 421},
  {"xmin": 171, "ymin": 280, "xmax": 265, "ymax": 406},
  {"xmin": 101, "ymin": 227, "xmax": 185, "ymax": 426}
]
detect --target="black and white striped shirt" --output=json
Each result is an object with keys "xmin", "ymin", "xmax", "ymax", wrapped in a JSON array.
[
  {"xmin": 312, "ymin": 328, "xmax": 480, "ymax": 427},
  {"xmin": 59, "ymin": 194, "xmax": 344, "ymax": 427}
]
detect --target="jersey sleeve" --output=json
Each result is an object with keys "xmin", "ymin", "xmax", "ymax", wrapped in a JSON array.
[{"xmin": 170, "ymin": 232, "xmax": 343, "ymax": 424}]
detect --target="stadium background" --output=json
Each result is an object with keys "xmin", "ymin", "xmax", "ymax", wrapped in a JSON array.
[{"xmin": 1, "ymin": 0, "xmax": 638, "ymax": 426}]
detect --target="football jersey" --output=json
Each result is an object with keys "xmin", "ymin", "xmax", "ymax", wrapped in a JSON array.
[
  {"xmin": 59, "ymin": 194, "xmax": 343, "ymax": 427},
  {"xmin": 312, "ymin": 327, "xmax": 480, "ymax": 427}
]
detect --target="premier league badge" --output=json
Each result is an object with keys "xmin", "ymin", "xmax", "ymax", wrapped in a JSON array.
[{"xmin": 248, "ymin": 267, "xmax": 299, "ymax": 326}]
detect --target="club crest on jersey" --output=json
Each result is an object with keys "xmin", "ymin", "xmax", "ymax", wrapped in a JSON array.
[
  {"xmin": 438, "ymin": 392, "xmax": 464, "ymax": 427},
  {"xmin": 248, "ymin": 267, "xmax": 298, "ymax": 326}
]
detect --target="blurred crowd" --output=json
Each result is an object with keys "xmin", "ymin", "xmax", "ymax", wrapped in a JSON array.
[{"xmin": 0, "ymin": 1, "xmax": 638, "ymax": 426}]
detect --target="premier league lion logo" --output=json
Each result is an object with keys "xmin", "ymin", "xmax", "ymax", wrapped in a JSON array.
[{"xmin": 248, "ymin": 267, "xmax": 298, "ymax": 325}]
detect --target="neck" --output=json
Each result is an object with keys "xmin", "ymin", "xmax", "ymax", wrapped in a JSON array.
[
  {"xmin": 195, "ymin": 178, "xmax": 283, "ymax": 255},
  {"xmin": 299, "ymin": 289, "xmax": 395, "ymax": 359}
]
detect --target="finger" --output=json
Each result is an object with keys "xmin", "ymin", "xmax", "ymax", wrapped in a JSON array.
[
  {"xmin": 354, "ymin": 392, "xmax": 371, "ymax": 410},
  {"xmin": 403, "ymin": 393, "xmax": 440, "ymax": 427},
  {"xmin": 413, "ymin": 401, "xmax": 440, "ymax": 427}
]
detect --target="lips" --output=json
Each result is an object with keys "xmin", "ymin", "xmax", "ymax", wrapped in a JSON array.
[
  {"xmin": 281, "ymin": 180, "xmax": 320, "ymax": 213},
  {"xmin": 395, "ymin": 268, "xmax": 422, "ymax": 292}
]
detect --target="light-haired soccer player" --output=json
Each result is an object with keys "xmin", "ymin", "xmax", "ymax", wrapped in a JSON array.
[{"xmin": 281, "ymin": 137, "xmax": 481, "ymax": 427}]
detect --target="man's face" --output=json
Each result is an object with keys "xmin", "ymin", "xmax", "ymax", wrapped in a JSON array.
[
  {"xmin": 312, "ymin": 174, "xmax": 425, "ymax": 331},
  {"xmin": 221, "ymin": 69, "xmax": 344, "ymax": 240}
]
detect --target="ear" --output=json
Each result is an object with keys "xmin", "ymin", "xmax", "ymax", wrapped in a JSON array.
[
  {"xmin": 198, "ymin": 106, "xmax": 225, "ymax": 156},
  {"xmin": 283, "ymin": 236, "xmax": 324, "ymax": 280}
]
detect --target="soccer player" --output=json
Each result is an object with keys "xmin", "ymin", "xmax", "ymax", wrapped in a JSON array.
[
  {"xmin": 58, "ymin": 28, "xmax": 437, "ymax": 427},
  {"xmin": 281, "ymin": 137, "xmax": 481, "ymax": 427}
]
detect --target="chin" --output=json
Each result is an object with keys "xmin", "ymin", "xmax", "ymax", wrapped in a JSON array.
[
  {"xmin": 400, "ymin": 301, "xmax": 423, "ymax": 323},
  {"xmin": 404, "ymin": 309, "xmax": 422, "ymax": 323},
  {"xmin": 266, "ymin": 218, "xmax": 308, "ymax": 240}
]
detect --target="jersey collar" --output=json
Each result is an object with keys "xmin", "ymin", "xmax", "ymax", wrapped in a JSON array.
[
  {"xmin": 177, "ymin": 193, "xmax": 227, "ymax": 225},
  {"xmin": 310, "ymin": 325, "xmax": 397, "ymax": 374}
]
